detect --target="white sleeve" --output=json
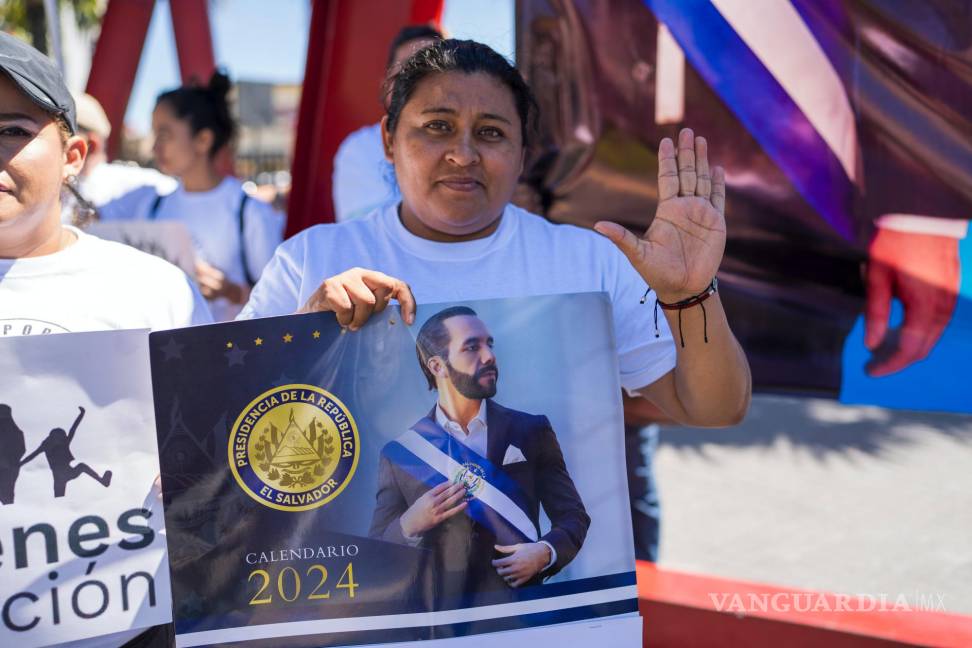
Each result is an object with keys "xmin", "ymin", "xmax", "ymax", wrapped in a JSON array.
[
  {"xmin": 332, "ymin": 134, "xmax": 356, "ymax": 222},
  {"xmin": 155, "ymin": 270, "xmax": 214, "ymax": 330},
  {"xmin": 242, "ymin": 198, "xmax": 286, "ymax": 283},
  {"xmin": 98, "ymin": 185, "xmax": 157, "ymax": 222},
  {"xmin": 608, "ymin": 248, "xmax": 677, "ymax": 392},
  {"xmin": 186, "ymin": 279, "xmax": 215, "ymax": 326},
  {"xmin": 876, "ymin": 214, "xmax": 969, "ymax": 239},
  {"xmin": 237, "ymin": 238, "xmax": 304, "ymax": 320},
  {"xmin": 332, "ymin": 129, "xmax": 399, "ymax": 222}
]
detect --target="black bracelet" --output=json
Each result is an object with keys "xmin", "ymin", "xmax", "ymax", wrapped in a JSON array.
[{"xmin": 640, "ymin": 278, "xmax": 718, "ymax": 347}]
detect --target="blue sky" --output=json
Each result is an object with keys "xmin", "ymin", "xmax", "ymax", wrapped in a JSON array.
[{"xmin": 125, "ymin": 0, "xmax": 514, "ymax": 135}]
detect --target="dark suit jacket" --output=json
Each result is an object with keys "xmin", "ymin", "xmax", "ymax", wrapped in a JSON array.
[{"xmin": 368, "ymin": 400, "xmax": 590, "ymax": 607}]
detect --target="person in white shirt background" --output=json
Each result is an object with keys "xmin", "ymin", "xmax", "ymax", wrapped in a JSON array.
[
  {"xmin": 99, "ymin": 71, "xmax": 283, "ymax": 321},
  {"xmin": 331, "ymin": 24, "xmax": 442, "ymax": 222},
  {"xmin": 0, "ymin": 31, "xmax": 211, "ymax": 339},
  {"xmin": 69, "ymin": 93, "xmax": 177, "ymax": 213}
]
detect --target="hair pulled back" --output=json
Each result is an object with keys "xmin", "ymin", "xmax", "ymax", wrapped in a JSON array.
[
  {"xmin": 385, "ymin": 39, "xmax": 538, "ymax": 148},
  {"xmin": 156, "ymin": 69, "xmax": 235, "ymax": 157},
  {"xmin": 386, "ymin": 24, "xmax": 442, "ymax": 70}
]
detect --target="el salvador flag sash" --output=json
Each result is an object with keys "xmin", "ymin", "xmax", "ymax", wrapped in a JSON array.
[
  {"xmin": 384, "ymin": 417, "xmax": 539, "ymax": 545},
  {"xmin": 644, "ymin": 0, "xmax": 858, "ymax": 241}
]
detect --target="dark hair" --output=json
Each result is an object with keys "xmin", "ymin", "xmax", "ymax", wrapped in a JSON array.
[
  {"xmin": 385, "ymin": 39, "xmax": 538, "ymax": 148},
  {"xmin": 155, "ymin": 70, "xmax": 235, "ymax": 158},
  {"xmin": 386, "ymin": 24, "xmax": 443, "ymax": 70},
  {"xmin": 415, "ymin": 306, "xmax": 477, "ymax": 390}
]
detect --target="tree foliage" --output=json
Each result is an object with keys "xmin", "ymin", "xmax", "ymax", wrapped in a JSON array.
[{"xmin": 0, "ymin": 0, "xmax": 106, "ymax": 54}]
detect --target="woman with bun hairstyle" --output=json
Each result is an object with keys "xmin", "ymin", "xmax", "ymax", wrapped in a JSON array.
[
  {"xmin": 100, "ymin": 71, "xmax": 283, "ymax": 320},
  {"xmin": 0, "ymin": 31, "xmax": 211, "ymax": 338}
]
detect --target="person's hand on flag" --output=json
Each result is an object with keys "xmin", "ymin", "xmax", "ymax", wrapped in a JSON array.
[{"xmin": 399, "ymin": 481, "xmax": 468, "ymax": 538}]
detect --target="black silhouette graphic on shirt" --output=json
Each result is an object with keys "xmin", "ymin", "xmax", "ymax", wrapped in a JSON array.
[
  {"xmin": 0, "ymin": 404, "xmax": 27, "ymax": 504},
  {"xmin": 18, "ymin": 406, "xmax": 112, "ymax": 498}
]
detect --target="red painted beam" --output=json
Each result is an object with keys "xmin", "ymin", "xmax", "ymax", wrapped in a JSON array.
[
  {"xmin": 287, "ymin": 0, "xmax": 444, "ymax": 237},
  {"xmin": 85, "ymin": 0, "xmax": 155, "ymax": 160},
  {"xmin": 637, "ymin": 561, "xmax": 972, "ymax": 647},
  {"xmin": 410, "ymin": 0, "xmax": 444, "ymax": 26},
  {"xmin": 169, "ymin": 0, "xmax": 216, "ymax": 84}
]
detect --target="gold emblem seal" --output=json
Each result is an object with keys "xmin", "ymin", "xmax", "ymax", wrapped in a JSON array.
[{"xmin": 228, "ymin": 384, "xmax": 359, "ymax": 511}]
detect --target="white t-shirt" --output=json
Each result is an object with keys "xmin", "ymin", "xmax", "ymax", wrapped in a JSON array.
[
  {"xmin": 99, "ymin": 176, "xmax": 284, "ymax": 321},
  {"xmin": 240, "ymin": 203, "xmax": 676, "ymax": 392},
  {"xmin": 82, "ymin": 161, "xmax": 178, "ymax": 207},
  {"xmin": 332, "ymin": 123, "xmax": 401, "ymax": 222},
  {"xmin": 0, "ymin": 227, "xmax": 212, "ymax": 337}
]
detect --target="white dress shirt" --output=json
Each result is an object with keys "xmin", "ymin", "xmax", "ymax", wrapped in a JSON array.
[
  {"xmin": 433, "ymin": 400, "xmax": 557, "ymax": 571},
  {"xmin": 435, "ymin": 400, "xmax": 488, "ymax": 458}
]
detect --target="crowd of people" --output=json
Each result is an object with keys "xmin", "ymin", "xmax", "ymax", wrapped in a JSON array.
[{"xmin": 0, "ymin": 22, "xmax": 751, "ymax": 647}]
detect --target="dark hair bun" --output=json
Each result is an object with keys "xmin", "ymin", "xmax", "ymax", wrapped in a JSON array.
[
  {"xmin": 207, "ymin": 69, "xmax": 232, "ymax": 99},
  {"xmin": 156, "ymin": 68, "xmax": 236, "ymax": 158}
]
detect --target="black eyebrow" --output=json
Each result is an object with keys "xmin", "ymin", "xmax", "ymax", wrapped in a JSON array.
[
  {"xmin": 0, "ymin": 112, "xmax": 39, "ymax": 124},
  {"xmin": 462, "ymin": 336, "xmax": 494, "ymax": 346},
  {"xmin": 480, "ymin": 113, "xmax": 511, "ymax": 125},
  {"xmin": 420, "ymin": 107, "xmax": 512, "ymax": 125},
  {"xmin": 421, "ymin": 106, "xmax": 458, "ymax": 115}
]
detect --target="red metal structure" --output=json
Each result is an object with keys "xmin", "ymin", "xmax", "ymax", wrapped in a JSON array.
[
  {"xmin": 85, "ymin": 0, "xmax": 216, "ymax": 159},
  {"xmin": 286, "ymin": 0, "xmax": 444, "ymax": 237},
  {"xmin": 637, "ymin": 562, "xmax": 972, "ymax": 647},
  {"xmin": 169, "ymin": 0, "xmax": 216, "ymax": 84},
  {"xmin": 84, "ymin": 0, "xmax": 154, "ymax": 159}
]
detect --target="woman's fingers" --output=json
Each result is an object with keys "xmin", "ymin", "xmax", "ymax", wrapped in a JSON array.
[
  {"xmin": 657, "ymin": 137, "xmax": 680, "ymax": 201},
  {"xmin": 710, "ymin": 165, "xmax": 726, "ymax": 215},
  {"xmin": 593, "ymin": 221, "xmax": 648, "ymax": 269},
  {"xmin": 362, "ymin": 271, "xmax": 415, "ymax": 324},
  {"xmin": 344, "ymin": 277, "xmax": 378, "ymax": 330},
  {"xmin": 390, "ymin": 279, "xmax": 416, "ymax": 325},
  {"xmin": 301, "ymin": 268, "xmax": 415, "ymax": 328},
  {"xmin": 695, "ymin": 136, "xmax": 711, "ymax": 200},
  {"xmin": 325, "ymin": 282, "xmax": 355, "ymax": 327},
  {"xmin": 676, "ymin": 128, "xmax": 697, "ymax": 196},
  {"xmin": 370, "ymin": 284, "xmax": 392, "ymax": 315}
]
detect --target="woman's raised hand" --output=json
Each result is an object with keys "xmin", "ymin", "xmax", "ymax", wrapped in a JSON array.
[
  {"xmin": 298, "ymin": 267, "xmax": 416, "ymax": 330},
  {"xmin": 595, "ymin": 128, "xmax": 726, "ymax": 303}
]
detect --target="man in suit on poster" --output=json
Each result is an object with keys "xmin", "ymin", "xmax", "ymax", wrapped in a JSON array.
[{"xmin": 369, "ymin": 306, "xmax": 590, "ymax": 601}]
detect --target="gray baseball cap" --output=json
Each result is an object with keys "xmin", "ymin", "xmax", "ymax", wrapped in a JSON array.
[{"xmin": 0, "ymin": 31, "xmax": 77, "ymax": 134}]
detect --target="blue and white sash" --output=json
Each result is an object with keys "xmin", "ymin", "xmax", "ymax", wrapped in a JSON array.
[
  {"xmin": 644, "ymin": 0, "xmax": 858, "ymax": 241},
  {"xmin": 384, "ymin": 418, "xmax": 538, "ymax": 545}
]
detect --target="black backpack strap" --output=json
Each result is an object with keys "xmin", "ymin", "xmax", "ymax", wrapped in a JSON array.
[
  {"xmin": 238, "ymin": 192, "xmax": 256, "ymax": 286},
  {"xmin": 148, "ymin": 193, "xmax": 164, "ymax": 220}
]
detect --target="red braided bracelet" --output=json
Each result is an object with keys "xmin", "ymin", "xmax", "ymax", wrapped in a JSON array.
[{"xmin": 642, "ymin": 278, "xmax": 719, "ymax": 347}]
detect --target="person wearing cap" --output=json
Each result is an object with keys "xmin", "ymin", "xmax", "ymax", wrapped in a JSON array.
[
  {"xmin": 332, "ymin": 24, "xmax": 442, "ymax": 221},
  {"xmin": 0, "ymin": 30, "xmax": 211, "ymax": 337},
  {"xmin": 70, "ymin": 92, "xmax": 176, "ymax": 210},
  {"xmin": 0, "ymin": 29, "xmax": 208, "ymax": 648}
]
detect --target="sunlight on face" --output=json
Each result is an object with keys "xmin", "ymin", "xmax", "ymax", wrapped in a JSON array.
[
  {"xmin": 386, "ymin": 71, "xmax": 524, "ymax": 241},
  {"xmin": 0, "ymin": 74, "xmax": 71, "ymax": 255}
]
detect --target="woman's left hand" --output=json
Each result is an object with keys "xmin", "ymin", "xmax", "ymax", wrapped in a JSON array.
[
  {"xmin": 195, "ymin": 260, "xmax": 250, "ymax": 304},
  {"xmin": 595, "ymin": 128, "xmax": 726, "ymax": 303}
]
